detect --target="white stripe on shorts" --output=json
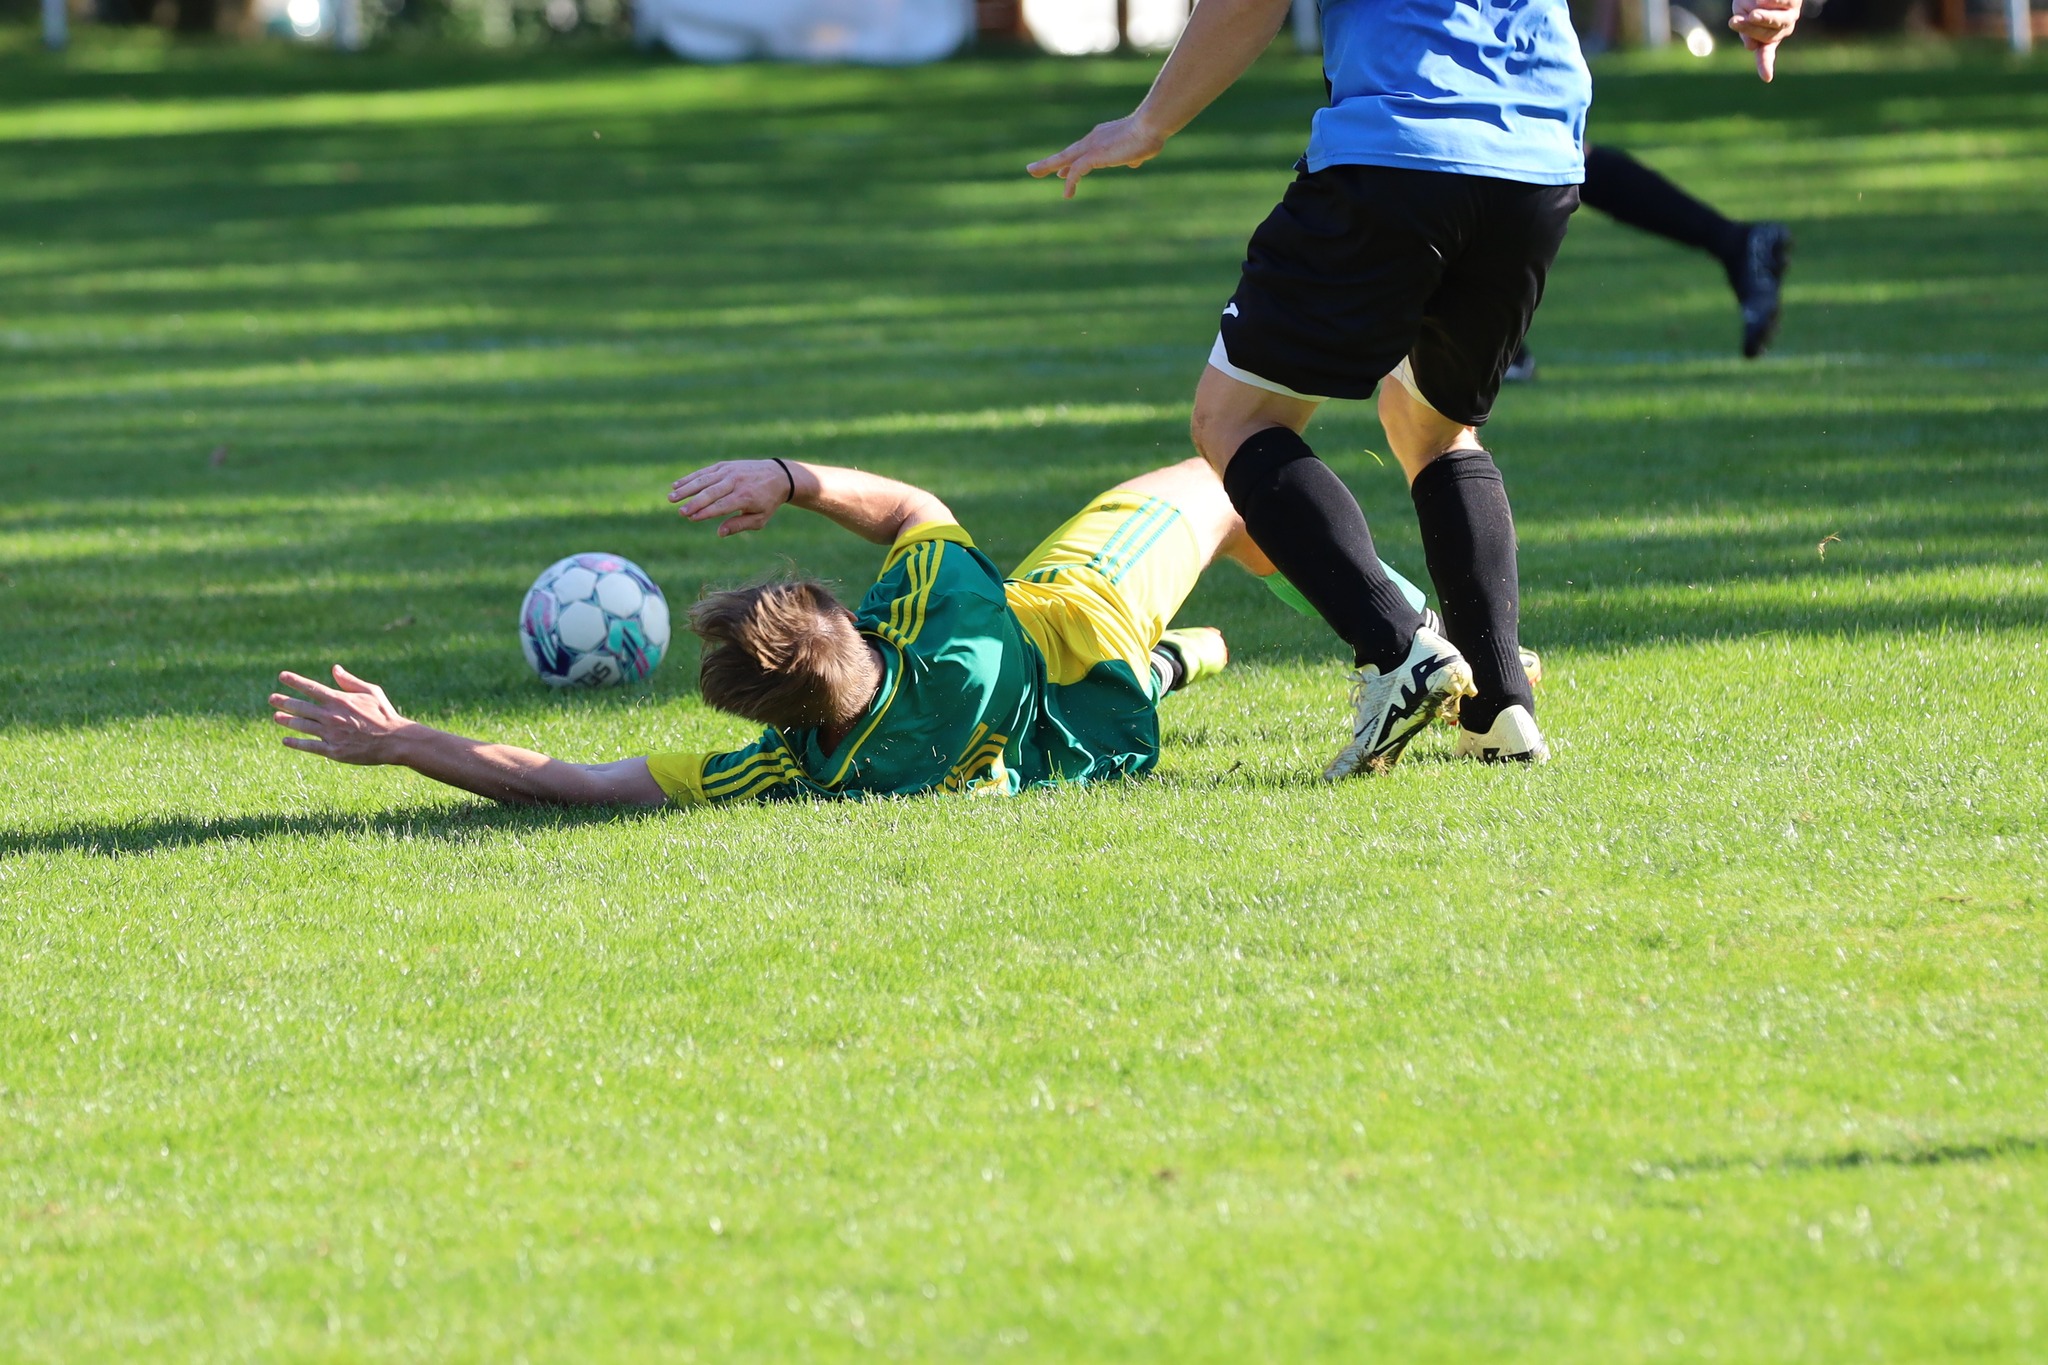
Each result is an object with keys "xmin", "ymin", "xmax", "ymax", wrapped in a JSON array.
[
  {"xmin": 1206, "ymin": 333, "xmax": 1330, "ymax": 404},
  {"xmin": 1386, "ymin": 355, "xmax": 1425, "ymax": 404}
]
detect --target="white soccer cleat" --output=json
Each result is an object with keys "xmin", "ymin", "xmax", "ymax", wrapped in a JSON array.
[
  {"xmin": 1438, "ymin": 643, "xmax": 1543, "ymax": 727},
  {"xmin": 1452, "ymin": 703, "xmax": 1550, "ymax": 765},
  {"xmin": 1323, "ymin": 625, "xmax": 1476, "ymax": 780}
]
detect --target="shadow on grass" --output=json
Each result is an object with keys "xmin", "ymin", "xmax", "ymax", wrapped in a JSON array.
[
  {"xmin": 2, "ymin": 48, "xmax": 2044, "ymax": 726},
  {"xmin": 0, "ymin": 800, "xmax": 666, "ymax": 859},
  {"xmin": 1654, "ymin": 1133, "xmax": 2048, "ymax": 1177},
  {"xmin": 0, "ymin": 38, "xmax": 666, "ymax": 109},
  {"xmin": 0, "ymin": 488, "xmax": 2040, "ymax": 729}
]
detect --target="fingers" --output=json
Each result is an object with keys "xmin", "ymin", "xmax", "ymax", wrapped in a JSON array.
[
  {"xmin": 1728, "ymin": 0, "xmax": 1796, "ymax": 77},
  {"xmin": 1027, "ymin": 143, "xmax": 1082, "ymax": 180},
  {"xmin": 682, "ymin": 483, "xmax": 747, "ymax": 522},
  {"xmin": 667, "ymin": 470, "xmax": 733, "ymax": 511},
  {"xmin": 672, "ymin": 463, "xmax": 785, "ymax": 524},
  {"xmin": 278, "ymin": 669, "xmax": 342, "ymax": 702},
  {"xmin": 269, "ymin": 693, "xmax": 326, "ymax": 720},
  {"xmin": 1029, "ymin": 133, "xmax": 1112, "ymax": 198},
  {"xmin": 330, "ymin": 663, "xmax": 378, "ymax": 696},
  {"xmin": 272, "ymin": 711, "xmax": 323, "ymax": 736},
  {"xmin": 718, "ymin": 512, "xmax": 772, "ymax": 537},
  {"xmin": 281, "ymin": 736, "xmax": 331, "ymax": 755},
  {"xmin": 672, "ymin": 465, "xmax": 746, "ymax": 514},
  {"xmin": 670, "ymin": 465, "xmax": 727, "ymax": 503},
  {"xmin": 1733, "ymin": 28, "xmax": 1780, "ymax": 80}
]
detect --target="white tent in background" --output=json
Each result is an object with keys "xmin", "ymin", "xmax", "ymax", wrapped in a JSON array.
[
  {"xmin": 634, "ymin": 0, "xmax": 972, "ymax": 63},
  {"xmin": 1019, "ymin": 0, "xmax": 1186, "ymax": 54}
]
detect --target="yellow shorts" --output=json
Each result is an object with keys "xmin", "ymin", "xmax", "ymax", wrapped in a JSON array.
[{"xmin": 1003, "ymin": 491, "xmax": 1204, "ymax": 690}]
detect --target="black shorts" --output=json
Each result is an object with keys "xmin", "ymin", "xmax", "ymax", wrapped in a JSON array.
[{"xmin": 1214, "ymin": 163, "xmax": 1579, "ymax": 425}]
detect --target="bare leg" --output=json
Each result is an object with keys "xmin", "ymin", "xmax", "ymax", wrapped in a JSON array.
[
  {"xmin": 1189, "ymin": 363, "xmax": 1319, "ymax": 476},
  {"xmin": 1191, "ymin": 362, "xmax": 1429, "ymax": 669},
  {"xmin": 1376, "ymin": 371, "xmax": 1482, "ymax": 484}
]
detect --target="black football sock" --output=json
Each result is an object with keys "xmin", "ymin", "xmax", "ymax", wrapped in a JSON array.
[
  {"xmin": 1221, "ymin": 427, "xmax": 1423, "ymax": 672},
  {"xmin": 1409, "ymin": 449, "xmax": 1533, "ymax": 732},
  {"xmin": 1583, "ymin": 144, "xmax": 1747, "ymax": 268},
  {"xmin": 1149, "ymin": 643, "xmax": 1187, "ymax": 695}
]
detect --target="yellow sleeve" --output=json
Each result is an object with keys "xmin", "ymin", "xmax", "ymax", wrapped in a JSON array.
[
  {"xmin": 881, "ymin": 521, "xmax": 974, "ymax": 573},
  {"xmin": 645, "ymin": 752, "xmax": 711, "ymax": 804},
  {"xmin": 647, "ymin": 731, "xmax": 817, "ymax": 806}
]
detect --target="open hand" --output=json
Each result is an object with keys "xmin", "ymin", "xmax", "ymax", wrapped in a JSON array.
[
  {"xmin": 271, "ymin": 665, "xmax": 412, "ymax": 764},
  {"xmin": 669, "ymin": 459, "xmax": 794, "ymax": 537},
  {"xmin": 1027, "ymin": 112, "xmax": 1168, "ymax": 200},
  {"xmin": 1730, "ymin": 0, "xmax": 1800, "ymax": 81}
]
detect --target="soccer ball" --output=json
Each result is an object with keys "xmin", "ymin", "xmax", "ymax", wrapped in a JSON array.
[{"xmin": 519, "ymin": 553, "xmax": 670, "ymax": 688}]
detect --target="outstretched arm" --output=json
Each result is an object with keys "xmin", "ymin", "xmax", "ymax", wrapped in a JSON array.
[
  {"xmin": 1026, "ymin": 0, "xmax": 1293, "ymax": 198},
  {"xmin": 669, "ymin": 459, "xmax": 953, "ymax": 543},
  {"xmin": 270, "ymin": 665, "xmax": 667, "ymax": 807}
]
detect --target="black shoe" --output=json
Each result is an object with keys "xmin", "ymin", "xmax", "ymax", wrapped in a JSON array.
[
  {"xmin": 1731, "ymin": 222, "xmax": 1792, "ymax": 359},
  {"xmin": 1503, "ymin": 341, "xmax": 1537, "ymax": 383}
]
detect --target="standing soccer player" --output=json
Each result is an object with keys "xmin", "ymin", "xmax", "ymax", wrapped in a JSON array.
[{"xmin": 1030, "ymin": 0, "xmax": 1801, "ymax": 776}]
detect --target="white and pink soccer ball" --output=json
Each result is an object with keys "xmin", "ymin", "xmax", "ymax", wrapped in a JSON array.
[{"xmin": 519, "ymin": 553, "xmax": 669, "ymax": 688}]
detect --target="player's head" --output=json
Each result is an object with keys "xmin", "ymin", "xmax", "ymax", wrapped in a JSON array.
[{"xmin": 690, "ymin": 578, "xmax": 875, "ymax": 728}]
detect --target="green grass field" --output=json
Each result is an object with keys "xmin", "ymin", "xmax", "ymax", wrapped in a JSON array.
[{"xmin": 2, "ymin": 30, "xmax": 2045, "ymax": 1361}]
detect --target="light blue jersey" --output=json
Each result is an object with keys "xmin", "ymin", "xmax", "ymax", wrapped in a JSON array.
[{"xmin": 1307, "ymin": 0, "xmax": 1591, "ymax": 185}]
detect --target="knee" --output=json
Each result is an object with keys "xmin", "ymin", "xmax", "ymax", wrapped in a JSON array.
[
  {"xmin": 1378, "ymin": 382, "xmax": 1476, "ymax": 478},
  {"xmin": 1189, "ymin": 407, "xmax": 1232, "ymax": 471},
  {"xmin": 1373, "ymin": 380, "xmax": 1414, "ymax": 437}
]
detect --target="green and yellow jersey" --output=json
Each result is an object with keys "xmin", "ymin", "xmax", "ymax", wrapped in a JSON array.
[
  {"xmin": 648, "ymin": 523, "xmax": 1041, "ymax": 804},
  {"xmin": 646, "ymin": 496, "xmax": 1197, "ymax": 807}
]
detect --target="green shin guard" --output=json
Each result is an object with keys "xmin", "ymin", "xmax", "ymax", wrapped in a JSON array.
[
  {"xmin": 1262, "ymin": 572, "xmax": 1319, "ymax": 618},
  {"xmin": 1262, "ymin": 561, "xmax": 1428, "ymax": 618}
]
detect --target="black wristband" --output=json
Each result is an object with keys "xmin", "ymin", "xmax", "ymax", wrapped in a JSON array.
[{"xmin": 772, "ymin": 457, "xmax": 796, "ymax": 503}]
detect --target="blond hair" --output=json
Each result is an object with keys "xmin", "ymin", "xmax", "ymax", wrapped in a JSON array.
[{"xmin": 689, "ymin": 579, "xmax": 875, "ymax": 729}]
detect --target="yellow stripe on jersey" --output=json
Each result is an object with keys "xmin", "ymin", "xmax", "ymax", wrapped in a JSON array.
[
  {"xmin": 877, "ymin": 542, "xmax": 914, "ymax": 648},
  {"xmin": 703, "ymin": 743, "xmax": 803, "ymax": 800},
  {"xmin": 717, "ymin": 761, "xmax": 805, "ymax": 803},
  {"xmin": 650, "ymin": 738, "xmax": 809, "ymax": 807},
  {"xmin": 700, "ymin": 748, "xmax": 782, "ymax": 797},
  {"xmin": 900, "ymin": 541, "xmax": 939, "ymax": 645},
  {"xmin": 879, "ymin": 539, "xmax": 943, "ymax": 651},
  {"xmin": 824, "ymin": 638, "xmax": 906, "ymax": 787},
  {"xmin": 943, "ymin": 732, "xmax": 1009, "ymax": 793},
  {"xmin": 942, "ymin": 723, "xmax": 990, "ymax": 790},
  {"xmin": 882, "ymin": 542, "xmax": 927, "ymax": 646},
  {"xmin": 882, "ymin": 520, "xmax": 975, "ymax": 573}
]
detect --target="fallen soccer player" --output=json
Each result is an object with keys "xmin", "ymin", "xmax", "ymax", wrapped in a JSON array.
[{"xmin": 270, "ymin": 456, "xmax": 1440, "ymax": 807}]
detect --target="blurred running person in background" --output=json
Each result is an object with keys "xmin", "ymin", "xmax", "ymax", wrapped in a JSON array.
[
  {"xmin": 1030, "ymin": 0, "xmax": 1801, "ymax": 775},
  {"xmin": 1506, "ymin": 143, "xmax": 1792, "ymax": 381}
]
